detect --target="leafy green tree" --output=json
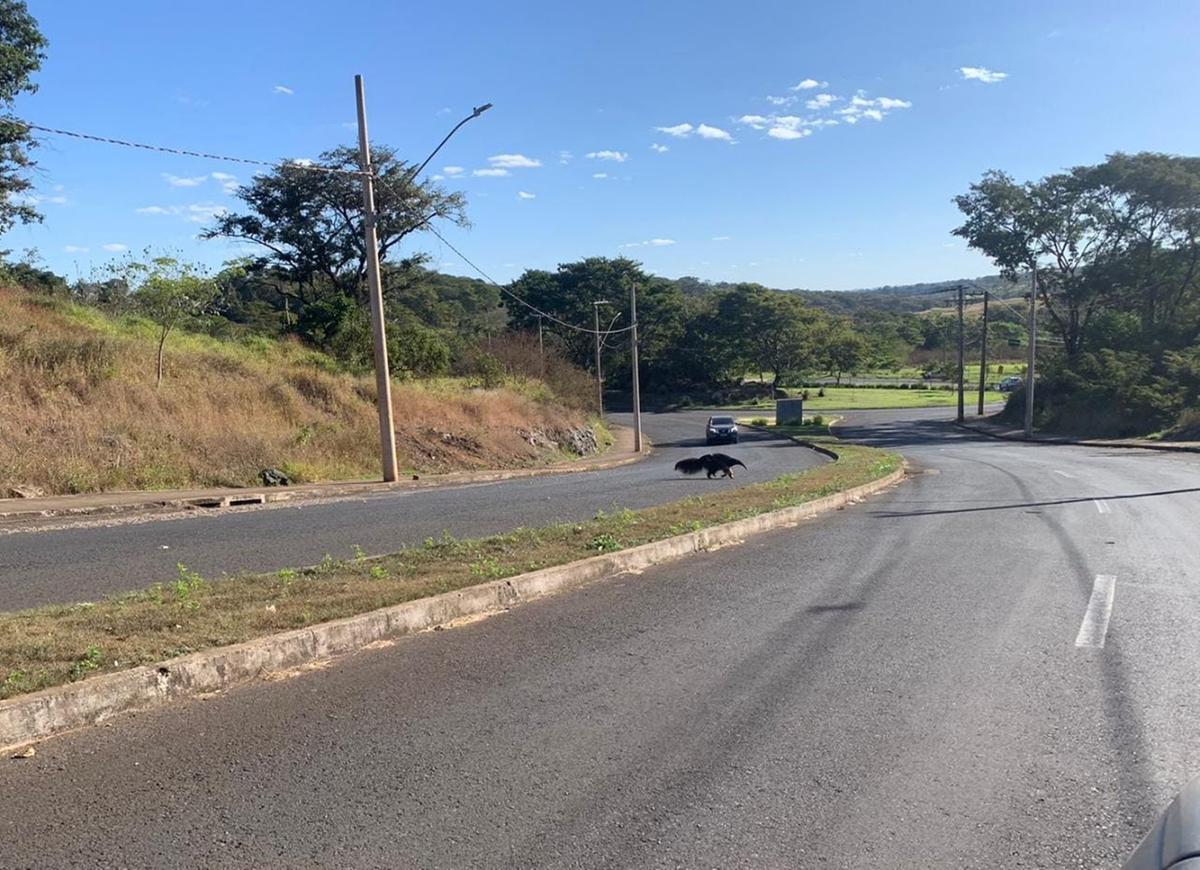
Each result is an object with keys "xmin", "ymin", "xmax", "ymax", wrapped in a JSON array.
[
  {"xmin": 821, "ymin": 324, "xmax": 869, "ymax": 384},
  {"xmin": 116, "ymin": 255, "xmax": 218, "ymax": 386},
  {"xmin": 0, "ymin": 1, "xmax": 45, "ymax": 235},
  {"xmin": 202, "ymin": 145, "xmax": 467, "ymax": 318},
  {"xmin": 711, "ymin": 285, "xmax": 823, "ymax": 395}
]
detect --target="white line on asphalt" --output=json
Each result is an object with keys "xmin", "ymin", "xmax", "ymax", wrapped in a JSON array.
[
  {"xmin": 1075, "ymin": 574, "xmax": 1117, "ymax": 649},
  {"xmin": 1054, "ymin": 469, "xmax": 1076, "ymax": 478},
  {"xmin": 1094, "ymin": 499, "xmax": 1112, "ymax": 514}
]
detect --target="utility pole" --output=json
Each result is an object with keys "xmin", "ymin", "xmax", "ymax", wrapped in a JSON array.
[
  {"xmin": 536, "ymin": 315, "xmax": 544, "ymax": 377},
  {"xmin": 354, "ymin": 74, "xmax": 398, "ymax": 482},
  {"xmin": 977, "ymin": 290, "xmax": 989, "ymax": 416},
  {"xmin": 629, "ymin": 281, "xmax": 643, "ymax": 453},
  {"xmin": 1024, "ymin": 266, "xmax": 1038, "ymax": 439},
  {"xmin": 593, "ymin": 301, "xmax": 606, "ymax": 416},
  {"xmin": 956, "ymin": 283, "xmax": 965, "ymax": 423}
]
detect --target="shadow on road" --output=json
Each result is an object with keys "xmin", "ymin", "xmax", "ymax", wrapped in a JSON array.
[{"xmin": 870, "ymin": 486, "xmax": 1200, "ymax": 518}]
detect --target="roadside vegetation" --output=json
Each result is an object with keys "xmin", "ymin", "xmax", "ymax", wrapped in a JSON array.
[
  {"xmin": 0, "ymin": 286, "xmax": 599, "ymax": 494},
  {"xmin": 0, "ymin": 436, "xmax": 899, "ymax": 701},
  {"xmin": 955, "ymin": 153, "xmax": 1200, "ymax": 438}
]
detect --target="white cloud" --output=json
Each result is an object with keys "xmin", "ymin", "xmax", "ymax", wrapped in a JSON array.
[
  {"xmin": 63, "ymin": 245, "xmax": 88, "ymax": 253},
  {"xmin": 695, "ymin": 123, "xmax": 732, "ymax": 141},
  {"xmin": 650, "ymin": 143, "xmax": 669, "ymax": 153},
  {"xmin": 211, "ymin": 171, "xmax": 238, "ymax": 193},
  {"xmin": 586, "ymin": 150, "xmax": 628, "ymax": 162},
  {"xmin": 861, "ymin": 108, "xmax": 884, "ymax": 122},
  {"xmin": 163, "ymin": 173, "xmax": 207, "ymax": 188},
  {"xmin": 960, "ymin": 66, "xmax": 1007, "ymax": 84},
  {"xmin": 592, "ymin": 172, "xmax": 609, "ymax": 179},
  {"xmin": 876, "ymin": 97, "xmax": 912, "ymax": 109},
  {"xmin": 559, "ymin": 150, "xmax": 573, "ymax": 164},
  {"xmin": 790, "ymin": 78, "xmax": 828, "ymax": 91},
  {"xmin": 488, "ymin": 153, "xmax": 541, "ymax": 169},
  {"xmin": 768, "ymin": 127, "xmax": 811, "ymax": 140},
  {"xmin": 443, "ymin": 166, "xmax": 465, "ymax": 176},
  {"xmin": 135, "ymin": 203, "xmax": 228, "ymax": 222},
  {"xmin": 473, "ymin": 168, "xmax": 510, "ymax": 177},
  {"xmin": 289, "ymin": 158, "xmax": 314, "ymax": 167},
  {"xmin": 517, "ymin": 191, "xmax": 536, "ymax": 199},
  {"xmin": 102, "ymin": 243, "xmax": 127, "ymax": 253},
  {"xmin": 738, "ymin": 114, "xmax": 770, "ymax": 129},
  {"xmin": 273, "ymin": 85, "xmax": 294, "ymax": 95},
  {"xmin": 711, "ymin": 236, "xmax": 731, "ymax": 241},
  {"xmin": 655, "ymin": 123, "xmax": 694, "ymax": 138},
  {"xmin": 619, "ymin": 238, "xmax": 676, "ymax": 248},
  {"xmin": 431, "ymin": 174, "xmax": 444, "ymax": 180},
  {"xmin": 766, "ymin": 95, "xmax": 795, "ymax": 106},
  {"xmin": 805, "ymin": 93, "xmax": 839, "ymax": 110}
]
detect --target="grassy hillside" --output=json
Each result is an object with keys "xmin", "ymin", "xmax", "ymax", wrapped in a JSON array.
[{"xmin": 0, "ymin": 288, "xmax": 599, "ymax": 496}]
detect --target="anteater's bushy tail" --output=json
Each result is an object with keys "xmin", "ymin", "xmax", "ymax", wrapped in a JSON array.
[{"xmin": 674, "ymin": 457, "xmax": 707, "ymax": 475}]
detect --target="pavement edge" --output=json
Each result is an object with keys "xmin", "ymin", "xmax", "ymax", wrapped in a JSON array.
[{"xmin": 0, "ymin": 464, "xmax": 903, "ymax": 753}]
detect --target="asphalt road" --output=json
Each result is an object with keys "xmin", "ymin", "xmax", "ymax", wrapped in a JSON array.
[
  {"xmin": 4, "ymin": 407, "xmax": 1198, "ymax": 867},
  {"xmin": 0, "ymin": 410, "xmax": 823, "ymax": 610}
]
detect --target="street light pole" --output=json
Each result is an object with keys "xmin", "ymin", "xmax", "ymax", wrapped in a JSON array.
[
  {"xmin": 977, "ymin": 290, "xmax": 989, "ymax": 416},
  {"xmin": 1024, "ymin": 265, "xmax": 1038, "ymax": 439},
  {"xmin": 956, "ymin": 283, "xmax": 966, "ymax": 423},
  {"xmin": 593, "ymin": 301, "xmax": 608, "ymax": 416},
  {"xmin": 629, "ymin": 281, "xmax": 643, "ymax": 453},
  {"xmin": 354, "ymin": 74, "xmax": 398, "ymax": 482}
]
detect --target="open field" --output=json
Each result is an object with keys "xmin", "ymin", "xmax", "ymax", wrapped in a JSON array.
[{"xmin": 0, "ymin": 437, "xmax": 899, "ymax": 701}]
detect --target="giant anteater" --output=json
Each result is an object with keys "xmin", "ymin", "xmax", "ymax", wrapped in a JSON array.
[{"xmin": 673, "ymin": 453, "xmax": 746, "ymax": 479}]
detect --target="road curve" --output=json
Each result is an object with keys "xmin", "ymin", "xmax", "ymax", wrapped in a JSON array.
[
  {"xmin": 3, "ymin": 408, "xmax": 1198, "ymax": 867},
  {"xmin": 0, "ymin": 410, "xmax": 822, "ymax": 610}
]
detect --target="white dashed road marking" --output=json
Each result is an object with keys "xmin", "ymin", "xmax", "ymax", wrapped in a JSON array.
[
  {"xmin": 1075, "ymin": 574, "xmax": 1117, "ymax": 649},
  {"xmin": 1094, "ymin": 499, "xmax": 1111, "ymax": 514}
]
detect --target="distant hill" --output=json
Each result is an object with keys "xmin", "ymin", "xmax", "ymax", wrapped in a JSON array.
[
  {"xmin": 799, "ymin": 274, "xmax": 1030, "ymax": 314},
  {"xmin": 663, "ymin": 273, "xmax": 1032, "ymax": 316}
]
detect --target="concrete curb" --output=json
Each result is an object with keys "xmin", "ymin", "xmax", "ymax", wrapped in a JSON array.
[
  {"xmin": 738, "ymin": 419, "xmax": 843, "ymax": 460},
  {"xmin": 0, "ymin": 464, "xmax": 904, "ymax": 753},
  {"xmin": 955, "ymin": 421, "xmax": 1200, "ymax": 454},
  {"xmin": 0, "ymin": 428, "xmax": 649, "ymax": 524}
]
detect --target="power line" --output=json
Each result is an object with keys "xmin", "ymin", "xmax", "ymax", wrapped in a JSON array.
[
  {"xmin": 12, "ymin": 120, "xmax": 367, "ymax": 178},
  {"xmin": 422, "ymin": 221, "xmax": 635, "ymax": 336}
]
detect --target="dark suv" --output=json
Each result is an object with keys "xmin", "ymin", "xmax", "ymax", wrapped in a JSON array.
[{"xmin": 705, "ymin": 415, "xmax": 739, "ymax": 445}]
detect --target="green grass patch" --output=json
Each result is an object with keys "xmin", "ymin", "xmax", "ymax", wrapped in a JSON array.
[
  {"xmin": 800, "ymin": 387, "xmax": 1006, "ymax": 410},
  {"xmin": 0, "ymin": 439, "xmax": 899, "ymax": 701}
]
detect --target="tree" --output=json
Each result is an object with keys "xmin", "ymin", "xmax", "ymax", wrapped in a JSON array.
[
  {"xmin": 822, "ymin": 324, "xmax": 868, "ymax": 385},
  {"xmin": 712, "ymin": 285, "xmax": 823, "ymax": 395},
  {"xmin": 202, "ymin": 145, "xmax": 468, "ymax": 315},
  {"xmin": 117, "ymin": 256, "xmax": 218, "ymax": 386},
  {"xmin": 0, "ymin": 1, "xmax": 46, "ymax": 235}
]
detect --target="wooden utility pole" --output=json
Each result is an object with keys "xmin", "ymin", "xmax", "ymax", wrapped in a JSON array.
[
  {"xmin": 956, "ymin": 284, "xmax": 965, "ymax": 423},
  {"xmin": 629, "ymin": 282, "xmax": 643, "ymax": 453},
  {"xmin": 593, "ymin": 302, "xmax": 604, "ymax": 416},
  {"xmin": 537, "ymin": 315, "xmax": 544, "ymax": 377},
  {"xmin": 977, "ymin": 290, "xmax": 989, "ymax": 416},
  {"xmin": 1024, "ymin": 266, "xmax": 1038, "ymax": 439},
  {"xmin": 354, "ymin": 74, "xmax": 398, "ymax": 482}
]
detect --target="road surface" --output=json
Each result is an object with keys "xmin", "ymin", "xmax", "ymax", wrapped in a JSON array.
[
  {"xmin": 3, "ymin": 407, "xmax": 1198, "ymax": 867},
  {"xmin": 0, "ymin": 410, "xmax": 823, "ymax": 610}
]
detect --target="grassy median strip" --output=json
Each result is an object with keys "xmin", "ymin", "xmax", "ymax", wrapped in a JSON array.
[{"xmin": 0, "ymin": 439, "xmax": 898, "ymax": 701}]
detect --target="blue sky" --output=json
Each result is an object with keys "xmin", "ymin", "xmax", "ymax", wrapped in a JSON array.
[{"xmin": 6, "ymin": 0, "xmax": 1199, "ymax": 291}]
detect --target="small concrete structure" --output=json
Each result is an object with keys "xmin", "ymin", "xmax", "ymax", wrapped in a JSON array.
[{"xmin": 776, "ymin": 398, "xmax": 805, "ymax": 425}]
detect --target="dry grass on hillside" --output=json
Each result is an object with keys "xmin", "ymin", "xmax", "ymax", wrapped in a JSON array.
[{"xmin": 0, "ymin": 288, "xmax": 594, "ymax": 495}]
